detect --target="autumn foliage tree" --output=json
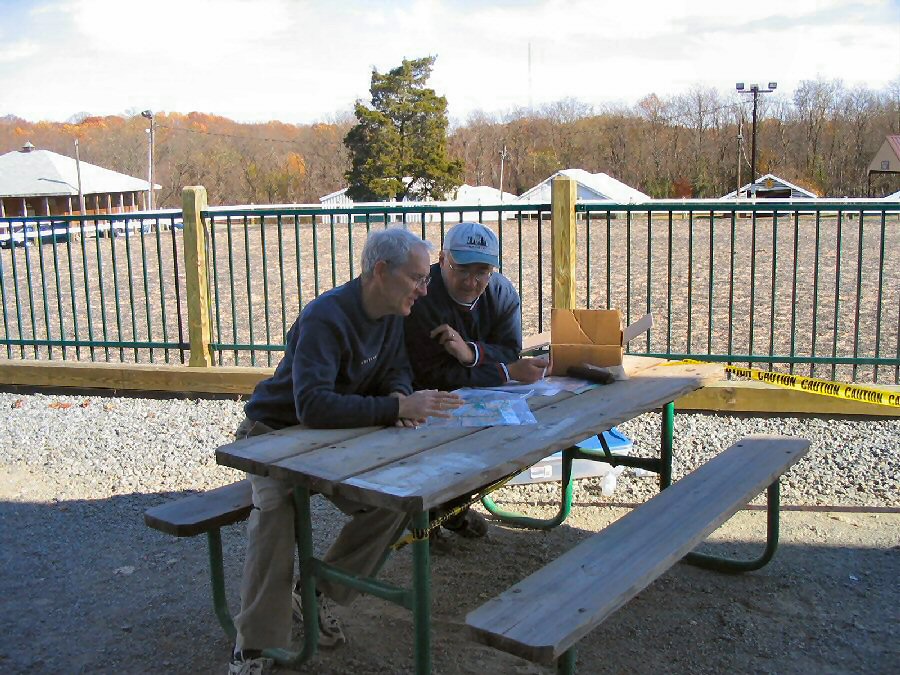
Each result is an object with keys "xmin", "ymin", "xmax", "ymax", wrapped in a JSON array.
[
  {"xmin": 344, "ymin": 56, "xmax": 463, "ymax": 201},
  {"xmin": 1, "ymin": 76, "xmax": 897, "ymax": 205}
]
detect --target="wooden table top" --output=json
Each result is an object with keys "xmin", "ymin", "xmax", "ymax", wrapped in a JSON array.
[{"xmin": 216, "ymin": 357, "xmax": 723, "ymax": 513}]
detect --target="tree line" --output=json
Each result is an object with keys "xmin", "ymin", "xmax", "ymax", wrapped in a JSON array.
[{"xmin": 1, "ymin": 76, "xmax": 897, "ymax": 209}]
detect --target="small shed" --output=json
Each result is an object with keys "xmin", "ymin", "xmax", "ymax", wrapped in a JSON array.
[
  {"xmin": 0, "ymin": 142, "xmax": 156, "ymax": 218},
  {"xmin": 867, "ymin": 135, "xmax": 900, "ymax": 196},
  {"xmin": 516, "ymin": 169, "xmax": 649, "ymax": 203},
  {"xmin": 721, "ymin": 174, "xmax": 818, "ymax": 199}
]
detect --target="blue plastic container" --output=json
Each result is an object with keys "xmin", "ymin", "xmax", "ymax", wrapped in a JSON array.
[{"xmin": 508, "ymin": 427, "xmax": 633, "ymax": 485}]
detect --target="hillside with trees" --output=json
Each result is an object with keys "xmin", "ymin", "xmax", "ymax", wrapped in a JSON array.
[{"xmin": 1, "ymin": 76, "xmax": 896, "ymax": 207}]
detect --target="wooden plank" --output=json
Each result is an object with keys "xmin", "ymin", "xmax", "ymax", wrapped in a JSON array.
[
  {"xmin": 4, "ymin": 356, "xmax": 891, "ymax": 417},
  {"xmin": 521, "ymin": 331, "xmax": 550, "ymax": 355},
  {"xmin": 143, "ymin": 480, "xmax": 253, "ymax": 537},
  {"xmin": 215, "ymin": 425, "xmax": 374, "ymax": 477},
  {"xmin": 337, "ymin": 362, "xmax": 723, "ymax": 512},
  {"xmin": 0, "ymin": 360, "xmax": 272, "ymax": 394},
  {"xmin": 678, "ymin": 379, "xmax": 900, "ymax": 417},
  {"xmin": 466, "ymin": 435, "xmax": 810, "ymax": 664}
]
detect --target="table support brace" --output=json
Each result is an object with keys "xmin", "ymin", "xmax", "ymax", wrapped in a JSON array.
[{"xmin": 481, "ymin": 401, "xmax": 677, "ymax": 529}]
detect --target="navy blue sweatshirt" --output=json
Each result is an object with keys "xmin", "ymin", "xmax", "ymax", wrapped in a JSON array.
[
  {"xmin": 244, "ymin": 277, "xmax": 413, "ymax": 429},
  {"xmin": 404, "ymin": 262, "xmax": 522, "ymax": 390}
]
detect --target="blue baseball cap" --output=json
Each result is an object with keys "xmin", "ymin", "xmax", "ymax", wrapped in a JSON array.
[{"xmin": 444, "ymin": 222, "xmax": 499, "ymax": 267}]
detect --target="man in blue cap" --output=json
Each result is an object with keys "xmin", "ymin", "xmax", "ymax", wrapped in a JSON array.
[{"xmin": 404, "ymin": 221, "xmax": 548, "ymax": 539}]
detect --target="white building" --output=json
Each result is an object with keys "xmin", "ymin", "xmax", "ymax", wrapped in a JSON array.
[
  {"xmin": 721, "ymin": 174, "xmax": 818, "ymax": 199},
  {"xmin": 0, "ymin": 142, "xmax": 158, "ymax": 218},
  {"xmin": 516, "ymin": 168, "xmax": 649, "ymax": 204},
  {"xmin": 318, "ymin": 183, "xmax": 519, "ymax": 224}
]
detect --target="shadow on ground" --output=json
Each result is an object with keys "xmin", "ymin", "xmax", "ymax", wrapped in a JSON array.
[{"xmin": 1, "ymin": 492, "xmax": 898, "ymax": 674}]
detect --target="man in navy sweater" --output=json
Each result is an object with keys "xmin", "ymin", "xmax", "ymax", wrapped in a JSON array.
[
  {"xmin": 404, "ymin": 222, "xmax": 548, "ymax": 540},
  {"xmin": 230, "ymin": 228, "xmax": 462, "ymax": 674}
]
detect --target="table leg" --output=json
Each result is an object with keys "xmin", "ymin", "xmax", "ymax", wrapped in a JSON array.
[
  {"xmin": 206, "ymin": 528, "xmax": 237, "ymax": 641},
  {"xmin": 411, "ymin": 510, "xmax": 432, "ymax": 674},
  {"xmin": 262, "ymin": 487, "xmax": 317, "ymax": 669},
  {"xmin": 683, "ymin": 481, "xmax": 782, "ymax": 572},
  {"xmin": 660, "ymin": 401, "xmax": 674, "ymax": 490}
]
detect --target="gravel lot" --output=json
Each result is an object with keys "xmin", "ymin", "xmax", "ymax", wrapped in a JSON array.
[{"xmin": 0, "ymin": 391, "xmax": 897, "ymax": 674}]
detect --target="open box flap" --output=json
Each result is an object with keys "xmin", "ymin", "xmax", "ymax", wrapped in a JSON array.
[
  {"xmin": 551, "ymin": 309, "xmax": 622, "ymax": 346},
  {"xmin": 622, "ymin": 313, "xmax": 653, "ymax": 344}
]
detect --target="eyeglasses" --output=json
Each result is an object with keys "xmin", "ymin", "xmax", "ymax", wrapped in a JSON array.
[
  {"xmin": 448, "ymin": 262, "xmax": 493, "ymax": 284},
  {"xmin": 404, "ymin": 272, "xmax": 431, "ymax": 289}
]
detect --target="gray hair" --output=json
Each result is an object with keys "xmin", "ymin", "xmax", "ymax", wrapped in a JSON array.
[{"xmin": 360, "ymin": 227, "xmax": 433, "ymax": 279}]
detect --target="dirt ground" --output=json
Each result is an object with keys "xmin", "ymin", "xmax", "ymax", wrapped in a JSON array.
[{"xmin": 2, "ymin": 462, "xmax": 898, "ymax": 675}]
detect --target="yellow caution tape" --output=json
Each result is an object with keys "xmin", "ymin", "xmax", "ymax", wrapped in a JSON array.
[
  {"xmin": 669, "ymin": 359, "xmax": 900, "ymax": 409},
  {"xmin": 391, "ymin": 471, "xmax": 519, "ymax": 550}
]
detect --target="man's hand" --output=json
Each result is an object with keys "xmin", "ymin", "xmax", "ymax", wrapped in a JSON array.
[
  {"xmin": 390, "ymin": 392, "xmax": 419, "ymax": 427},
  {"xmin": 430, "ymin": 324, "xmax": 475, "ymax": 365},
  {"xmin": 506, "ymin": 356, "xmax": 550, "ymax": 384},
  {"xmin": 397, "ymin": 389, "xmax": 464, "ymax": 425}
]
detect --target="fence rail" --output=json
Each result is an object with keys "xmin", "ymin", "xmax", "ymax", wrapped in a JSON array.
[{"xmin": 1, "ymin": 185, "xmax": 898, "ymax": 385}]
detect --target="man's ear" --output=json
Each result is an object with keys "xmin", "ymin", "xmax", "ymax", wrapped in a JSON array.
[
  {"xmin": 438, "ymin": 250, "xmax": 446, "ymax": 265},
  {"xmin": 373, "ymin": 259, "xmax": 391, "ymax": 282}
]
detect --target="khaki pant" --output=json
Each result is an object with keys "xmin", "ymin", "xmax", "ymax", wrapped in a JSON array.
[{"xmin": 233, "ymin": 418, "xmax": 410, "ymax": 651}]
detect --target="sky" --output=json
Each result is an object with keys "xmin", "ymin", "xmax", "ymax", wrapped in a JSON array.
[{"xmin": 1, "ymin": 0, "xmax": 898, "ymax": 126}]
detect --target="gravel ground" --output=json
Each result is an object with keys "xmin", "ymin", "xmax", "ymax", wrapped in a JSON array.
[{"xmin": 0, "ymin": 390, "xmax": 898, "ymax": 674}]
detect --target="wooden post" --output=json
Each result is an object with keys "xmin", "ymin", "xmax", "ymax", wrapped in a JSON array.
[
  {"xmin": 183, "ymin": 186, "xmax": 214, "ymax": 367},
  {"xmin": 551, "ymin": 176, "xmax": 577, "ymax": 309}
]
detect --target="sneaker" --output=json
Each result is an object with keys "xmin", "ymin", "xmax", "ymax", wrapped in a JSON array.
[
  {"xmin": 292, "ymin": 583, "xmax": 347, "ymax": 648},
  {"xmin": 442, "ymin": 507, "xmax": 488, "ymax": 539},
  {"xmin": 428, "ymin": 527, "xmax": 453, "ymax": 553},
  {"xmin": 228, "ymin": 650, "xmax": 272, "ymax": 675}
]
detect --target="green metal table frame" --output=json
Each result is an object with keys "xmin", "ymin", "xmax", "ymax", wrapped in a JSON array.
[{"xmin": 201, "ymin": 400, "xmax": 782, "ymax": 674}]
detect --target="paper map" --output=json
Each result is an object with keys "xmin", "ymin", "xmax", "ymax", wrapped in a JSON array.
[{"xmin": 425, "ymin": 389, "xmax": 537, "ymax": 428}]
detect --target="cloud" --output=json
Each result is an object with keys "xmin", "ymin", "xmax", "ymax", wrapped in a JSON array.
[{"xmin": 1, "ymin": 0, "xmax": 897, "ymax": 123}]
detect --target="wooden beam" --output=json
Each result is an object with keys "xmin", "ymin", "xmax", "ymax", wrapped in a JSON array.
[
  {"xmin": 677, "ymin": 379, "xmax": 899, "ymax": 417},
  {"xmin": 0, "ymin": 360, "xmax": 895, "ymax": 416},
  {"xmin": 550, "ymin": 176, "xmax": 577, "ymax": 309},
  {"xmin": 182, "ymin": 186, "xmax": 214, "ymax": 367},
  {"xmin": 0, "ymin": 360, "xmax": 271, "ymax": 395}
]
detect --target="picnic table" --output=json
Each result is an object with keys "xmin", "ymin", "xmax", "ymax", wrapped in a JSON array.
[{"xmin": 212, "ymin": 356, "xmax": 738, "ymax": 672}]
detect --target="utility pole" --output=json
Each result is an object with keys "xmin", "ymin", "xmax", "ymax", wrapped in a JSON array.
[
  {"xmin": 74, "ymin": 139, "xmax": 85, "ymax": 215},
  {"xmin": 736, "ymin": 123, "xmax": 743, "ymax": 198},
  {"xmin": 736, "ymin": 82, "xmax": 776, "ymax": 195},
  {"xmin": 141, "ymin": 110, "xmax": 154, "ymax": 210},
  {"xmin": 499, "ymin": 144, "xmax": 509, "ymax": 202}
]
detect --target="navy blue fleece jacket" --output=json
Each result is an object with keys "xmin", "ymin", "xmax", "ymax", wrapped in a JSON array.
[
  {"xmin": 404, "ymin": 262, "xmax": 522, "ymax": 390},
  {"xmin": 244, "ymin": 277, "xmax": 413, "ymax": 429}
]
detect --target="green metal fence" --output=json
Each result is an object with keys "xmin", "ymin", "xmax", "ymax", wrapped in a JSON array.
[
  {"xmin": 202, "ymin": 203, "xmax": 550, "ymax": 367},
  {"xmin": 1, "ymin": 197, "xmax": 898, "ymax": 385},
  {"xmin": 0, "ymin": 211, "xmax": 186, "ymax": 363},
  {"xmin": 577, "ymin": 200, "xmax": 899, "ymax": 384}
]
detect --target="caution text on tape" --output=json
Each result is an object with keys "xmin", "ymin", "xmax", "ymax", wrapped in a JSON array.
[{"xmin": 672, "ymin": 360, "xmax": 899, "ymax": 409}]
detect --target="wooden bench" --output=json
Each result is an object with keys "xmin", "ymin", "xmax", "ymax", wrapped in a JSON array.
[
  {"xmin": 466, "ymin": 435, "xmax": 810, "ymax": 674},
  {"xmin": 144, "ymin": 479, "xmax": 253, "ymax": 639}
]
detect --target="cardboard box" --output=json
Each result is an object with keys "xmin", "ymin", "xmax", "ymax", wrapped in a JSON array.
[{"xmin": 550, "ymin": 309, "xmax": 652, "ymax": 375}]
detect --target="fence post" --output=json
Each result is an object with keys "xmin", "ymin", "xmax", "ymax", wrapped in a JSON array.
[
  {"xmin": 551, "ymin": 176, "xmax": 577, "ymax": 309},
  {"xmin": 182, "ymin": 186, "xmax": 214, "ymax": 367}
]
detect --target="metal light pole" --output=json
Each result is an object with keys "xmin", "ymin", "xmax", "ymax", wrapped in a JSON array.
[
  {"xmin": 141, "ymin": 110, "xmax": 154, "ymax": 210},
  {"xmin": 736, "ymin": 82, "xmax": 776, "ymax": 195}
]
